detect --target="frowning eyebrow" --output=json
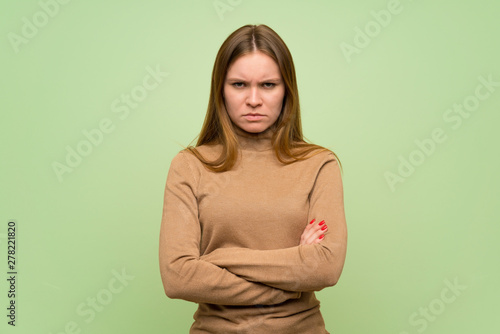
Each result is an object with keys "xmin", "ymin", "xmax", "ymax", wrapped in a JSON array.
[{"xmin": 226, "ymin": 77, "xmax": 282, "ymax": 83}]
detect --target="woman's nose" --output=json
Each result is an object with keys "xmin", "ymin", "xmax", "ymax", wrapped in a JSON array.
[{"xmin": 246, "ymin": 87, "xmax": 262, "ymax": 107}]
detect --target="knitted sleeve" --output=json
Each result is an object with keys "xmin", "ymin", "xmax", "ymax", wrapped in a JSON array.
[
  {"xmin": 159, "ymin": 152, "xmax": 301, "ymax": 305},
  {"xmin": 200, "ymin": 154, "xmax": 348, "ymax": 292}
]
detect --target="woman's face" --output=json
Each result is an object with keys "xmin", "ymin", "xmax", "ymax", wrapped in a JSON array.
[{"xmin": 223, "ymin": 51, "xmax": 285, "ymax": 134}]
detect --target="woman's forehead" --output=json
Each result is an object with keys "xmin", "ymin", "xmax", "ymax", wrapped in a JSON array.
[{"xmin": 226, "ymin": 52, "xmax": 281, "ymax": 80}]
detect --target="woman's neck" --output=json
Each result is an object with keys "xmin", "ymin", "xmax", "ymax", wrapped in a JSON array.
[{"xmin": 233, "ymin": 125, "xmax": 274, "ymax": 152}]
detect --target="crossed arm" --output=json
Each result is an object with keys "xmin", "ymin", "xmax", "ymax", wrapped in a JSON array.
[
  {"xmin": 158, "ymin": 153, "xmax": 301, "ymax": 306},
  {"xmin": 200, "ymin": 156, "xmax": 347, "ymax": 292},
  {"xmin": 159, "ymin": 152, "xmax": 347, "ymax": 304}
]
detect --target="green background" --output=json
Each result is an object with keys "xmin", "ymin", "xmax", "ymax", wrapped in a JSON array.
[{"xmin": 1, "ymin": 0, "xmax": 499, "ymax": 333}]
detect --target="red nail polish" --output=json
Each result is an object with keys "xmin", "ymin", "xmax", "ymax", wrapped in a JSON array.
[
  {"xmin": 309, "ymin": 219, "xmax": 316, "ymax": 224},
  {"xmin": 318, "ymin": 220, "xmax": 325, "ymax": 226},
  {"xmin": 321, "ymin": 225, "xmax": 327, "ymax": 230},
  {"xmin": 319, "ymin": 234, "xmax": 325, "ymax": 240}
]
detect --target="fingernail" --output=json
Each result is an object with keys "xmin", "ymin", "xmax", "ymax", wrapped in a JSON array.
[
  {"xmin": 321, "ymin": 225, "xmax": 327, "ymax": 230},
  {"xmin": 309, "ymin": 219, "xmax": 316, "ymax": 224},
  {"xmin": 318, "ymin": 220, "xmax": 325, "ymax": 226},
  {"xmin": 319, "ymin": 234, "xmax": 325, "ymax": 240}
]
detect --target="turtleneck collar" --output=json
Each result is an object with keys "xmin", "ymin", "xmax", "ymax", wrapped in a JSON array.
[{"xmin": 233, "ymin": 125, "xmax": 274, "ymax": 152}]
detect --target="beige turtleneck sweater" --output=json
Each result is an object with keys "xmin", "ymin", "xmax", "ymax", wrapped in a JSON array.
[{"xmin": 159, "ymin": 126, "xmax": 347, "ymax": 334}]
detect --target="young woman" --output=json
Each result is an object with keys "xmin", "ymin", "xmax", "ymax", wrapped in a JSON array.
[{"xmin": 159, "ymin": 24, "xmax": 348, "ymax": 334}]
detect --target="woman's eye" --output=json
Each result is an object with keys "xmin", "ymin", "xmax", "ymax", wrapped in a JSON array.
[
  {"xmin": 263, "ymin": 83, "xmax": 275, "ymax": 88},
  {"xmin": 232, "ymin": 82, "xmax": 244, "ymax": 88}
]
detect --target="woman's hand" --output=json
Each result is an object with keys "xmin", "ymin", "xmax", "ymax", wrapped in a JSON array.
[{"xmin": 300, "ymin": 219, "xmax": 328, "ymax": 245}]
